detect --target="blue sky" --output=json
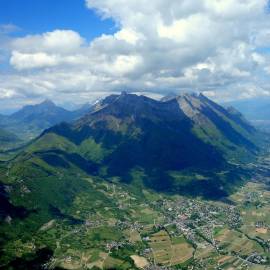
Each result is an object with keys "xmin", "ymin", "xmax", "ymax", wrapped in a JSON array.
[
  {"xmin": 0, "ymin": 0, "xmax": 270, "ymax": 113},
  {"xmin": 0, "ymin": 0, "xmax": 116, "ymax": 40}
]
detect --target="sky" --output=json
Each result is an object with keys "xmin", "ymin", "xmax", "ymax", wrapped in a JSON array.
[{"xmin": 0, "ymin": 0, "xmax": 270, "ymax": 113}]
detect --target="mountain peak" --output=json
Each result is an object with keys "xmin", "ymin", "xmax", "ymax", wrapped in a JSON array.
[
  {"xmin": 120, "ymin": 90, "xmax": 128, "ymax": 96},
  {"xmin": 161, "ymin": 92, "xmax": 201, "ymax": 103},
  {"xmin": 39, "ymin": 99, "xmax": 56, "ymax": 107},
  {"xmin": 35, "ymin": 92, "xmax": 258, "ymax": 199}
]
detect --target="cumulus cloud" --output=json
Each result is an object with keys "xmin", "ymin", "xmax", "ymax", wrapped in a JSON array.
[
  {"xmin": 10, "ymin": 51, "xmax": 59, "ymax": 70},
  {"xmin": 84, "ymin": 0, "xmax": 270, "ymax": 100},
  {"xmin": 11, "ymin": 30, "xmax": 84, "ymax": 53},
  {"xmin": 1, "ymin": 0, "xmax": 270, "ymax": 109},
  {"xmin": 10, "ymin": 51, "xmax": 90, "ymax": 70}
]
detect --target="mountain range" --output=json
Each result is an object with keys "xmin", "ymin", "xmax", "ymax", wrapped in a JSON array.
[
  {"xmin": 0, "ymin": 92, "xmax": 264, "ymax": 269},
  {"xmin": 8, "ymin": 92, "xmax": 259, "ymax": 196},
  {"xmin": 0, "ymin": 99, "xmax": 92, "ymax": 142}
]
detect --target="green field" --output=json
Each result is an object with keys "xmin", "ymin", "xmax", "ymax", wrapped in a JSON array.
[{"xmin": 1, "ymin": 148, "xmax": 270, "ymax": 269}]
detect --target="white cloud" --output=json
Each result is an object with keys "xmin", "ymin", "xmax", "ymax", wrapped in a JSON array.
[
  {"xmin": 0, "ymin": 88, "xmax": 18, "ymax": 98},
  {"xmin": 204, "ymin": 0, "xmax": 265, "ymax": 18},
  {"xmin": 11, "ymin": 30, "xmax": 84, "ymax": 54},
  {"xmin": 157, "ymin": 14, "xmax": 213, "ymax": 44},
  {"xmin": 10, "ymin": 51, "xmax": 89, "ymax": 70},
  {"xmin": 1, "ymin": 0, "xmax": 270, "ymax": 109},
  {"xmin": 10, "ymin": 51, "xmax": 59, "ymax": 70},
  {"xmin": 114, "ymin": 28, "xmax": 141, "ymax": 45}
]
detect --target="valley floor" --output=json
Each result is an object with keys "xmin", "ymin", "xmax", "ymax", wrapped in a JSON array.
[{"xmin": 1, "ymin": 150, "xmax": 270, "ymax": 270}]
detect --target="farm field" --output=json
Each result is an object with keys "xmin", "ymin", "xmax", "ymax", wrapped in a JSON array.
[{"xmin": 1, "ymin": 150, "xmax": 270, "ymax": 269}]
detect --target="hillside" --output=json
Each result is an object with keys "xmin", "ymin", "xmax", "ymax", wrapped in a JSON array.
[
  {"xmin": 0, "ymin": 92, "xmax": 267, "ymax": 269},
  {"xmin": 45, "ymin": 92, "xmax": 258, "ymax": 165},
  {"xmin": 11, "ymin": 92, "xmax": 259, "ymax": 196},
  {"xmin": 0, "ymin": 128, "xmax": 18, "ymax": 143},
  {"xmin": 0, "ymin": 128, "xmax": 21, "ymax": 151}
]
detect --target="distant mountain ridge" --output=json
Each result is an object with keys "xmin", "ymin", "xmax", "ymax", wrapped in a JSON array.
[
  {"xmin": 223, "ymin": 97, "xmax": 270, "ymax": 132},
  {"xmin": 0, "ymin": 99, "xmax": 92, "ymax": 141},
  {"xmin": 10, "ymin": 99, "xmax": 74, "ymax": 125},
  {"xmin": 224, "ymin": 97, "xmax": 270, "ymax": 121}
]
